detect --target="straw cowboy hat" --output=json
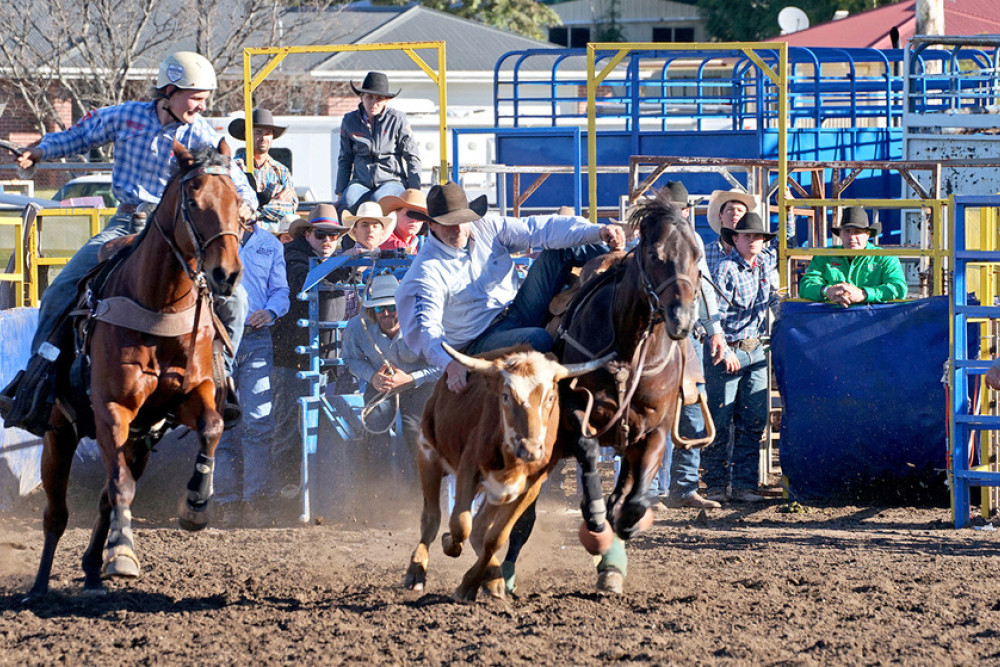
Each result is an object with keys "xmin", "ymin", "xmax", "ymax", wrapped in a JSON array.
[
  {"xmin": 831, "ymin": 206, "xmax": 881, "ymax": 237},
  {"xmin": 288, "ymin": 203, "xmax": 348, "ymax": 239},
  {"xmin": 719, "ymin": 212, "xmax": 777, "ymax": 246},
  {"xmin": 350, "ymin": 71, "xmax": 400, "ymax": 99},
  {"xmin": 379, "ymin": 188, "xmax": 428, "ymax": 216},
  {"xmin": 409, "ymin": 182, "xmax": 488, "ymax": 226},
  {"xmin": 227, "ymin": 108, "xmax": 287, "ymax": 141},
  {"xmin": 362, "ymin": 273, "xmax": 400, "ymax": 309},
  {"xmin": 341, "ymin": 201, "xmax": 397, "ymax": 236},
  {"xmin": 707, "ymin": 189, "xmax": 760, "ymax": 234}
]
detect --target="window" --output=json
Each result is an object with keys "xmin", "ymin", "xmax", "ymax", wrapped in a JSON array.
[
  {"xmin": 549, "ymin": 26, "xmax": 591, "ymax": 48},
  {"xmin": 652, "ymin": 26, "xmax": 696, "ymax": 43}
]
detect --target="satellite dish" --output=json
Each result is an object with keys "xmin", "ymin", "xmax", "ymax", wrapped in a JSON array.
[{"xmin": 778, "ymin": 6, "xmax": 810, "ymax": 34}]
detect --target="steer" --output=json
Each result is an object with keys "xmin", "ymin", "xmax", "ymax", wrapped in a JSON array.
[{"xmin": 404, "ymin": 343, "xmax": 610, "ymax": 601}]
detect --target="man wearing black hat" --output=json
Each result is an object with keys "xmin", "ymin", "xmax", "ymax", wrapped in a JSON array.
[
  {"xmin": 336, "ymin": 71, "xmax": 422, "ymax": 215},
  {"xmin": 798, "ymin": 206, "xmax": 907, "ymax": 307},
  {"xmin": 230, "ymin": 108, "xmax": 298, "ymax": 232},
  {"xmin": 702, "ymin": 212, "xmax": 781, "ymax": 504},
  {"xmin": 396, "ymin": 181, "xmax": 625, "ymax": 393}
]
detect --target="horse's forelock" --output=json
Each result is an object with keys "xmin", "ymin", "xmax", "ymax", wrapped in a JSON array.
[{"xmin": 630, "ymin": 190, "xmax": 699, "ymax": 267}]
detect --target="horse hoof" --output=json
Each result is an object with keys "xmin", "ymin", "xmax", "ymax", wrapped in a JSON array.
[
  {"xmin": 177, "ymin": 496, "xmax": 210, "ymax": 532},
  {"xmin": 404, "ymin": 564, "xmax": 427, "ymax": 591},
  {"xmin": 441, "ymin": 533, "xmax": 463, "ymax": 558},
  {"xmin": 482, "ymin": 578, "xmax": 506, "ymax": 600},
  {"xmin": 596, "ymin": 567, "xmax": 624, "ymax": 594},
  {"xmin": 452, "ymin": 584, "xmax": 478, "ymax": 602},
  {"xmin": 81, "ymin": 586, "xmax": 108, "ymax": 597},
  {"xmin": 102, "ymin": 546, "xmax": 140, "ymax": 579},
  {"xmin": 578, "ymin": 519, "xmax": 614, "ymax": 555}
]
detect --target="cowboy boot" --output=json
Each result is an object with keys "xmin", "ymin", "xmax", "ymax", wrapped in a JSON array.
[
  {"xmin": 1, "ymin": 342, "xmax": 60, "ymax": 436},
  {"xmin": 222, "ymin": 376, "xmax": 242, "ymax": 430}
]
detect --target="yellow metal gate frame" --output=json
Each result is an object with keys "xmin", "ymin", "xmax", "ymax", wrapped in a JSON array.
[{"xmin": 241, "ymin": 42, "xmax": 448, "ymax": 186}]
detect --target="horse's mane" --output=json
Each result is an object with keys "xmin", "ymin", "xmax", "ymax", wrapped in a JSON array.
[{"xmin": 626, "ymin": 188, "xmax": 700, "ymax": 260}]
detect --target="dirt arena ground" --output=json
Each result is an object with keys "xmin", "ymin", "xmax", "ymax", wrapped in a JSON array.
[{"xmin": 2, "ymin": 467, "xmax": 1000, "ymax": 666}]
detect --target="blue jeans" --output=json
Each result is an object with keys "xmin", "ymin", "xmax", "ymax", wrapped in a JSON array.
[
  {"xmin": 341, "ymin": 181, "xmax": 405, "ymax": 215},
  {"xmin": 668, "ymin": 339, "xmax": 709, "ymax": 499},
  {"xmin": 31, "ymin": 208, "xmax": 246, "ymax": 372},
  {"xmin": 465, "ymin": 244, "xmax": 608, "ymax": 356},
  {"xmin": 214, "ymin": 328, "xmax": 277, "ymax": 504},
  {"xmin": 701, "ymin": 344, "xmax": 768, "ymax": 491},
  {"xmin": 272, "ymin": 364, "xmax": 310, "ymax": 494}
]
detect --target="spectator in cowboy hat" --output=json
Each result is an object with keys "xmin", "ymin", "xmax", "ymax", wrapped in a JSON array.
[
  {"xmin": 230, "ymin": 108, "xmax": 298, "ymax": 233},
  {"xmin": 340, "ymin": 201, "xmax": 397, "ymax": 252},
  {"xmin": 395, "ymin": 181, "xmax": 625, "ymax": 394},
  {"xmin": 702, "ymin": 211, "xmax": 781, "ymax": 504},
  {"xmin": 704, "ymin": 188, "xmax": 761, "ymax": 275},
  {"xmin": 336, "ymin": 71, "xmax": 422, "ymax": 216},
  {"xmin": 379, "ymin": 188, "xmax": 428, "ymax": 253},
  {"xmin": 798, "ymin": 206, "xmax": 906, "ymax": 307}
]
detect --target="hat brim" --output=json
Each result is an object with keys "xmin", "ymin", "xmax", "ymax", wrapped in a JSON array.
[
  {"xmin": 289, "ymin": 219, "xmax": 348, "ymax": 239},
  {"xmin": 831, "ymin": 223, "xmax": 881, "ymax": 236},
  {"xmin": 379, "ymin": 195, "xmax": 427, "ymax": 216},
  {"xmin": 350, "ymin": 82, "xmax": 400, "ymax": 99},
  {"xmin": 227, "ymin": 119, "xmax": 288, "ymax": 142},
  {"xmin": 410, "ymin": 194, "xmax": 488, "ymax": 226},
  {"xmin": 363, "ymin": 295, "xmax": 396, "ymax": 309},
  {"xmin": 720, "ymin": 228, "xmax": 777, "ymax": 245},
  {"xmin": 707, "ymin": 191, "xmax": 759, "ymax": 234}
]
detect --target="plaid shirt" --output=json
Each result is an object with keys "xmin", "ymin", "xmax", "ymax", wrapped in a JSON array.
[
  {"xmin": 234, "ymin": 149, "xmax": 298, "ymax": 231},
  {"xmin": 705, "ymin": 236, "xmax": 778, "ymax": 277},
  {"xmin": 714, "ymin": 248, "xmax": 780, "ymax": 343},
  {"xmin": 38, "ymin": 100, "xmax": 257, "ymax": 210}
]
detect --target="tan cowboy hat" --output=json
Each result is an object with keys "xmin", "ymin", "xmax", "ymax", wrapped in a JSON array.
[
  {"xmin": 228, "ymin": 108, "xmax": 287, "ymax": 141},
  {"xmin": 706, "ymin": 189, "xmax": 759, "ymax": 234},
  {"xmin": 342, "ymin": 201, "xmax": 397, "ymax": 235},
  {"xmin": 409, "ymin": 181, "xmax": 488, "ymax": 226},
  {"xmin": 288, "ymin": 203, "xmax": 348, "ymax": 239},
  {"xmin": 379, "ymin": 188, "xmax": 428, "ymax": 216}
]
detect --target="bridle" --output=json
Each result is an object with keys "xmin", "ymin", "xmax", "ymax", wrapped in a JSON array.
[
  {"xmin": 633, "ymin": 222, "xmax": 699, "ymax": 325},
  {"xmin": 154, "ymin": 164, "xmax": 241, "ymax": 289}
]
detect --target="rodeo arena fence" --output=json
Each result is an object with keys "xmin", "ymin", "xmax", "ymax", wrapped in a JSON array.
[{"xmin": 3, "ymin": 36, "xmax": 1000, "ymax": 526}]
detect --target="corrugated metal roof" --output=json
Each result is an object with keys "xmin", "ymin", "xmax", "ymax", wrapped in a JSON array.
[{"xmin": 311, "ymin": 5, "xmax": 558, "ymax": 75}]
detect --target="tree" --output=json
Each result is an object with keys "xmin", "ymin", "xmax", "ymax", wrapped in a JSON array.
[
  {"xmin": 697, "ymin": 0, "xmax": 906, "ymax": 42},
  {"xmin": 0, "ymin": 0, "xmax": 350, "ymax": 142},
  {"xmin": 372, "ymin": 0, "xmax": 561, "ymax": 42}
]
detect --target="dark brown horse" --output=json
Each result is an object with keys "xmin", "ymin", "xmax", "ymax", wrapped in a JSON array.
[
  {"xmin": 504, "ymin": 188, "xmax": 706, "ymax": 593},
  {"xmin": 25, "ymin": 142, "xmax": 243, "ymax": 598}
]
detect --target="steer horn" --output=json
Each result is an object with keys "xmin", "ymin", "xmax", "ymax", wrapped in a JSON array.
[
  {"xmin": 442, "ymin": 343, "xmax": 500, "ymax": 376},
  {"xmin": 556, "ymin": 352, "xmax": 616, "ymax": 380}
]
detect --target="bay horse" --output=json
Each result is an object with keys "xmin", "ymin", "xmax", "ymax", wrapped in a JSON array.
[
  {"xmin": 504, "ymin": 188, "xmax": 708, "ymax": 593},
  {"xmin": 25, "ymin": 142, "xmax": 243, "ymax": 598}
]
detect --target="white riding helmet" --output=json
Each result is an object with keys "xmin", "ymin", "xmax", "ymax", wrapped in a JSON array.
[{"xmin": 157, "ymin": 51, "xmax": 218, "ymax": 91}]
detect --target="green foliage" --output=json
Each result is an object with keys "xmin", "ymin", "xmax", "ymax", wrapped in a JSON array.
[{"xmin": 697, "ymin": 0, "xmax": 905, "ymax": 42}]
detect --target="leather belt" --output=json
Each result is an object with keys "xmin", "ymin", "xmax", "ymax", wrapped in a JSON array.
[{"xmin": 731, "ymin": 338, "xmax": 761, "ymax": 352}]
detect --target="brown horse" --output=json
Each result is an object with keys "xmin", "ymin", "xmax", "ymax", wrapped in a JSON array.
[
  {"xmin": 503, "ymin": 188, "xmax": 706, "ymax": 593},
  {"xmin": 25, "ymin": 142, "xmax": 243, "ymax": 598}
]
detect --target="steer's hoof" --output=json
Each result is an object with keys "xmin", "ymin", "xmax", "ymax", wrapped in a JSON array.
[
  {"xmin": 102, "ymin": 546, "xmax": 140, "ymax": 579},
  {"xmin": 441, "ymin": 532, "xmax": 463, "ymax": 558},
  {"xmin": 578, "ymin": 519, "xmax": 614, "ymax": 555},
  {"xmin": 404, "ymin": 563, "xmax": 426, "ymax": 591},
  {"xmin": 596, "ymin": 566, "xmax": 624, "ymax": 594}
]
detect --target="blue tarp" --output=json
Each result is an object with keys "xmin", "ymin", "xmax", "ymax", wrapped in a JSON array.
[
  {"xmin": 0, "ymin": 308, "xmax": 42, "ymax": 509},
  {"xmin": 772, "ymin": 296, "xmax": 950, "ymax": 504}
]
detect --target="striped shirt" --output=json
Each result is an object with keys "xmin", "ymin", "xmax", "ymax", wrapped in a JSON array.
[
  {"xmin": 234, "ymin": 150, "xmax": 298, "ymax": 231},
  {"xmin": 37, "ymin": 100, "xmax": 257, "ymax": 210},
  {"xmin": 714, "ymin": 248, "xmax": 780, "ymax": 343}
]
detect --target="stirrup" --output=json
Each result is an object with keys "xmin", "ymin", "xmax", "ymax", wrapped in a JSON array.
[
  {"xmin": 3, "ymin": 343, "xmax": 60, "ymax": 436},
  {"xmin": 222, "ymin": 376, "xmax": 242, "ymax": 430}
]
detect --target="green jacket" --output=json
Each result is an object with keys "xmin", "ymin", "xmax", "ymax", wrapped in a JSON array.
[{"xmin": 799, "ymin": 243, "xmax": 907, "ymax": 304}]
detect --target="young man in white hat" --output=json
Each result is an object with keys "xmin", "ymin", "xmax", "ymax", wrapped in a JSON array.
[
  {"xmin": 230, "ymin": 108, "xmax": 298, "ymax": 233},
  {"xmin": 336, "ymin": 71, "xmax": 421, "ymax": 215},
  {"xmin": 341, "ymin": 201, "xmax": 397, "ymax": 252},
  {"xmin": 395, "ymin": 181, "xmax": 625, "ymax": 394},
  {"xmin": 2, "ymin": 51, "xmax": 258, "ymax": 433},
  {"xmin": 704, "ymin": 188, "xmax": 761, "ymax": 276}
]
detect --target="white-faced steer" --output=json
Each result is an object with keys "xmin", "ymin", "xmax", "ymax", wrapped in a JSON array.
[{"xmin": 404, "ymin": 343, "xmax": 610, "ymax": 601}]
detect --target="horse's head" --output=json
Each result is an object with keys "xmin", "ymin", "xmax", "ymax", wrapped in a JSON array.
[
  {"xmin": 165, "ymin": 140, "xmax": 243, "ymax": 296},
  {"xmin": 628, "ymin": 189, "xmax": 701, "ymax": 340}
]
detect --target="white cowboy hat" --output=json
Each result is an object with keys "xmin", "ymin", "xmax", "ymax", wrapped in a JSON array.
[
  {"xmin": 341, "ymin": 201, "xmax": 397, "ymax": 237},
  {"xmin": 706, "ymin": 189, "xmax": 759, "ymax": 234}
]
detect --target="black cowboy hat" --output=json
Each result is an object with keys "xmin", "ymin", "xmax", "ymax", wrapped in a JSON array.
[
  {"xmin": 409, "ymin": 182, "xmax": 488, "ymax": 226},
  {"xmin": 831, "ymin": 206, "xmax": 881, "ymax": 237},
  {"xmin": 228, "ymin": 108, "xmax": 287, "ymax": 141},
  {"xmin": 720, "ymin": 212, "xmax": 777, "ymax": 245},
  {"xmin": 350, "ymin": 71, "xmax": 400, "ymax": 99}
]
